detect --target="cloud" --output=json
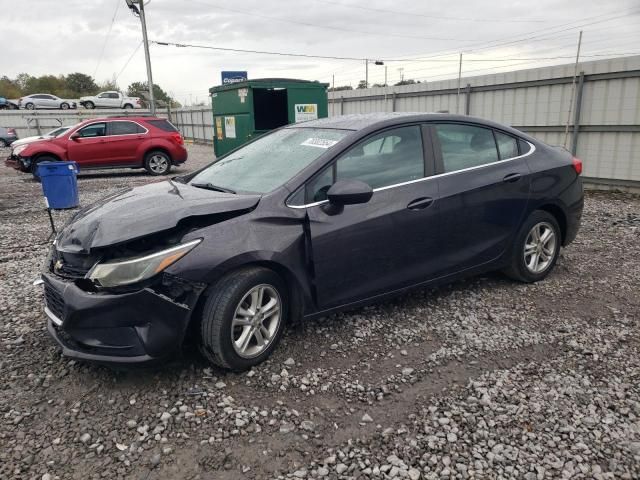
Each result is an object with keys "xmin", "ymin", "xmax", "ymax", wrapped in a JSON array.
[{"xmin": 3, "ymin": 0, "xmax": 639, "ymax": 101}]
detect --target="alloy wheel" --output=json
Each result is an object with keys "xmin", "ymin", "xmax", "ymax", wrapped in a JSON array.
[
  {"xmin": 524, "ymin": 221, "xmax": 557, "ymax": 274},
  {"xmin": 231, "ymin": 284, "xmax": 281, "ymax": 358},
  {"xmin": 148, "ymin": 154, "xmax": 169, "ymax": 173}
]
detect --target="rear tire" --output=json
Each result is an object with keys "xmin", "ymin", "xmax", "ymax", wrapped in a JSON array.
[
  {"xmin": 60, "ymin": 103, "xmax": 69, "ymax": 110},
  {"xmin": 0, "ymin": 139, "xmax": 8, "ymax": 147},
  {"xmin": 144, "ymin": 150, "xmax": 171, "ymax": 175},
  {"xmin": 123, "ymin": 104, "xmax": 133, "ymax": 109},
  {"xmin": 199, "ymin": 267, "xmax": 288, "ymax": 371},
  {"xmin": 503, "ymin": 210, "xmax": 561, "ymax": 283}
]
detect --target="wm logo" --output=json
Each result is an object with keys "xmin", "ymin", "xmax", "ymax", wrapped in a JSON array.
[{"xmin": 296, "ymin": 105, "xmax": 316, "ymax": 113}]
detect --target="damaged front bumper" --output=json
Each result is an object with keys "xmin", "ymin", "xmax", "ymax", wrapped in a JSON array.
[
  {"xmin": 5, "ymin": 154, "xmax": 31, "ymax": 172},
  {"xmin": 41, "ymin": 272, "xmax": 205, "ymax": 365}
]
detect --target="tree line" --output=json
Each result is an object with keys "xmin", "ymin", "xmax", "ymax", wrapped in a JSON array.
[
  {"xmin": 329, "ymin": 79, "xmax": 421, "ymax": 92},
  {"xmin": 0, "ymin": 72, "xmax": 180, "ymax": 106}
]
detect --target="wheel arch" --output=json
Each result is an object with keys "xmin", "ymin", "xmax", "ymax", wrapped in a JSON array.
[
  {"xmin": 143, "ymin": 146, "xmax": 173, "ymax": 164},
  {"xmin": 536, "ymin": 203, "xmax": 568, "ymax": 245}
]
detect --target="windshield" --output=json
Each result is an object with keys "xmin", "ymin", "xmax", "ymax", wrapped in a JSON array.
[{"xmin": 190, "ymin": 127, "xmax": 349, "ymax": 194}]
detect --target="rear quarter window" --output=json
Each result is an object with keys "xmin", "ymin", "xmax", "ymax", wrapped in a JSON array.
[{"xmin": 146, "ymin": 119, "xmax": 178, "ymax": 132}]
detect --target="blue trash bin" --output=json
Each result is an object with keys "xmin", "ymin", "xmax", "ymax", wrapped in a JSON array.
[{"xmin": 37, "ymin": 161, "xmax": 79, "ymax": 209}]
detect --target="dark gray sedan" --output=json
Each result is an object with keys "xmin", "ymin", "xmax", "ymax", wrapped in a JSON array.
[{"xmin": 41, "ymin": 113, "xmax": 583, "ymax": 371}]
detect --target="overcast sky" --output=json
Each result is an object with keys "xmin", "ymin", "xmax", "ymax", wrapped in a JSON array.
[{"xmin": 3, "ymin": 0, "xmax": 639, "ymax": 104}]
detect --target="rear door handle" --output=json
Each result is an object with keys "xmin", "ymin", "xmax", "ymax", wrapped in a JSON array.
[
  {"xmin": 503, "ymin": 173, "xmax": 522, "ymax": 183},
  {"xmin": 407, "ymin": 197, "xmax": 434, "ymax": 210}
]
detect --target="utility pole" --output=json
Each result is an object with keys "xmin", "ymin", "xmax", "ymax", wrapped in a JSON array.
[
  {"xmin": 564, "ymin": 30, "xmax": 583, "ymax": 148},
  {"xmin": 332, "ymin": 74, "xmax": 335, "ymax": 90},
  {"xmin": 456, "ymin": 53, "xmax": 463, "ymax": 114},
  {"xmin": 384, "ymin": 66, "xmax": 388, "ymax": 86},
  {"xmin": 126, "ymin": 0, "xmax": 155, "ymax": 115},
  {"xmin": 365, "ymin": 59, "xmax": 369, "ymax": 88}
]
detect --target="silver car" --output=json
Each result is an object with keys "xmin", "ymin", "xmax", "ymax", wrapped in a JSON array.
[
  {"xmin": 10, "ymin": 126, "xmax": 72, "ymax": 147},
  {"xmin": 19, "ymin": 94, "xmax": 77, "ymax": 110}
]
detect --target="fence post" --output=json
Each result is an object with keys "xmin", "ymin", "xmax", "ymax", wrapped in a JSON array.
[
  {"xmin": 465, "ymin": 84, "xmax": 472, "ymax": 115},
  {"xmin": 571, "ymin": 71, "xmax": 585, "ymax": 155},
  {"xmin": 167, "ymin": 104, "xmax": 172, "ymax": 123},
  {"xmin": 392, "ymin": 92, "xmax": 397, "ymax": 112},
  {"xmin": 340, "ymin": 96, "xmax": 344, "ymax": 115},
  {"xmin": 190, "ymin": 108, "xmax": 195, "ymax": 143},
  {"xmin": 35, "ymin": 116, "xmax": 42, "ymax": 136}
]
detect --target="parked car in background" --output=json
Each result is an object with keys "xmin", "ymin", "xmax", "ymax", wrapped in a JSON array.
[
  {"xmin": 37, "ymin": 113, "xmax": 584, "ymax": 371},
  {"xmin": 79, "ymin": 91, "xmax": 141, "ymax": 109},
  {"xmin": 19, "ymin": 94, "xmax": 77, "ymax": 110},
  {"xmin": 0, "ymin": 97, "xmax": 19, "ymax": 109},
  {"xmin": 5, "ymin": 116, "xmax": 186, "ymax": 175},
  {"xmin": 0, "ymin": 127, "xmax": 18, "ymax": 146},
  {"xmin": 10, "ymin": 126, "xmax": 72, "ymax": 148}
]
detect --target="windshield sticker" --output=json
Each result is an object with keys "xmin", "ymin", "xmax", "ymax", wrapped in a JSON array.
[{"xmin": 301, "ymin": 138, "xmax": 338, "ymax": 149}]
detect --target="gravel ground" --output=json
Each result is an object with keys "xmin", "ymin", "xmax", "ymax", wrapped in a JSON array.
[{"xmin": 0, "ymin": 144, "xmax": 639, "ymax": 480}]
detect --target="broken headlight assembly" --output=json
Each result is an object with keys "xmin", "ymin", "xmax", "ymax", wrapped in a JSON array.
[{"xmin": 86, "ymin": 239, "xmax": 201, "ymax": 288}]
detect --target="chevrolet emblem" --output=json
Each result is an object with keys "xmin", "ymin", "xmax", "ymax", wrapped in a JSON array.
[{"xmin": 54, "ymin": 260, "xmax": 63, "ymax": 271}]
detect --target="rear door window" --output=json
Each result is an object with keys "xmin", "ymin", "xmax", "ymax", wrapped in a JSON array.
[
  {"xmin": 109, "ymin": 121, "xmax": 144, "ymax": 135},
  {"xmin": 434, "ymin": 123, "xmax": 499, "ymax": 173},
  {"xmin": 146, "ymin": 119, "xmax": 179, "ymax": 132}
]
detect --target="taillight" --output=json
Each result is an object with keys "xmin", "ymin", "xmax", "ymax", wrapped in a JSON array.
[
  {"xmin": 170, "ymin": 132, "xmax": 184, "ymax": 145},
  {"xmin": 572, "ymin": 157, "xmax": 583, "ymax": 175},
  {"xmin": 7, "ymin": 128, "xmax": 16, "ymax": 135}
]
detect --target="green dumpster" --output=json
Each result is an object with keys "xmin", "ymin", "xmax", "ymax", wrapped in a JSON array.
[{"xmin": 209, "ymin": 78, "xmax": 329, "ymax": 156}]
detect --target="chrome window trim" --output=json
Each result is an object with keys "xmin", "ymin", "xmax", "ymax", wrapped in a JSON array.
[
  {"xmin": 68, "ymin": 120, "xmax": 148, "ymax": 139},
  {"xmin": 286, "ymin": 141, "xmax": 536, "ymax": 209}
]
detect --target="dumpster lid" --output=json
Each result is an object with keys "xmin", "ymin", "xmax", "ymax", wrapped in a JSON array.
[{"xmin": 210, "ymin": 78, "xmax": 329, "ymax": 94}]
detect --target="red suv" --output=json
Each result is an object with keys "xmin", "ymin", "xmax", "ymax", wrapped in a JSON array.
[{"xmin": 5, "ymin": 116, "xmax": 187, "ymax": 176}]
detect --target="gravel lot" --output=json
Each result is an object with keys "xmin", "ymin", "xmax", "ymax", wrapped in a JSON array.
[{"xmin": 1, "ymin": 144, "xmax": 639, "ymax": 480}]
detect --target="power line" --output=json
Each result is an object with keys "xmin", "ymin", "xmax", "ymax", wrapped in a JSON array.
[
  {"xmin": 312, "ymin": 0, "xmax": 547, "ymax": 23},
  {"xmin": 93, "ymin": 0, "xmax": 120, "ymax": 78},
  {"xmin": 184, "ymin": 0, "xmax": 479, "ymax": 43},
  {"xmin": 115, "ymin": 41, "xmax": 143, "ymax": 82}
]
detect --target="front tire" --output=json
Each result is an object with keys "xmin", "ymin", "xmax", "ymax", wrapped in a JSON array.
[
  {"xmin": 30, "ymin": 155, "xmax": 58, "ymax": 181},
  {"xmin": 25, "ymin": 103, "xmax": 35, "ymax": 110},
  {"xmin": 84, "ymin": 101, "xmax": 95, "ymax": 109},
  {"xmin": 144, "ymin": 150, "xmax": 171, "ymax": 175},
  {"xmin": 199, "ymin": 267, "xmax": 287, "ymax": 371},
  {"xmin": 503, "ymin": 210, "xmax": 561, "ymax": 283},
  {"xmin": 123, "ymin": 103, "xmax": 133, "ymax": 109}
]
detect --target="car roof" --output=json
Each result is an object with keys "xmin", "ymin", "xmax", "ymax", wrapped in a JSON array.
[{"xmin": 286, "ymin": 112, "xmax": 535, "ymax": 141}]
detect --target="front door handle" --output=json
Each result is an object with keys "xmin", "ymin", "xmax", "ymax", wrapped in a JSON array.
[
  {"xmin": 407, "ymin": 197, "xmax": 434, "ymax": 210},
  {"xmin": 503, "ymin": 173, "xmax": 522, "ymax": 183}
]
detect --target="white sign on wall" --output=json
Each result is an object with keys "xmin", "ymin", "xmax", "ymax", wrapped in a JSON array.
[
  {"xmin": 294, "ymin": 104, "xmax": 318, "ymax": 123},
  {"xmin": 224, "ymin": 116, "xmax": 236, "ymax": 139}
]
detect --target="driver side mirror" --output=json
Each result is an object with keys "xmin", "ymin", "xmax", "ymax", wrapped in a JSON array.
[
  {"xmin": 70, "ymin": 132, "xmax": 80, "ymax": 140},
  {"xmin": 326, "ymin": 179, "xmax": 373, "ymax": 206}
]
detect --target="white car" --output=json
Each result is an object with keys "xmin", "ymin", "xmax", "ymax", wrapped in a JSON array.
[
  {"xmin": 79, "ymin": 91, "xmax": 141, "ymax": 109},
  {"xmin": 10, "ymin": 126, "xmax": 72, "ymax": 147},
  {"xmin": 19, "ymin": 94, "xmax": 77, "ymax": 110}
]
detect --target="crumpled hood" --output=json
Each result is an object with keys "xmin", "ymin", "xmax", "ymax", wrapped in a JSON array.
[{"xmin": 56, "ymin": 180, "xmax": 261, "ymax": 253}]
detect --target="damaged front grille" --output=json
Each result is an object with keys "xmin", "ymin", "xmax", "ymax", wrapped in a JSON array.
[{"xmin": 43, "ymin": 279, "xmax": 65, "ymax": 320}]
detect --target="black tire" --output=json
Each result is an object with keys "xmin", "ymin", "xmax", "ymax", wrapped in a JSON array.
[
  {"xmin": 85, "ymin": 101, "xmax": 95, "ymax": 109},
  {"xmin": 503, "ymin": 210, "xmax": 562, "ymax": 283},
  {"xmin": 144, "ymin": 150, "xmax": 171, "ymax": 175},
  {"xmin": 199, "ymin": 267, "xmax": 288, "ymax": 371},
  {"xmin": 60, "ymin": 102, "xmax": 69, "ymax": 110},
  {"xmin": 0, "ymin": 139, "xmax": 8, "ymax": 147},
  {"xmin": 25, "ymin": 102, "xmax": 35, "ymax": 110},
  {"xmin": 123, "ymin": 103, "xmax": 133, "ymax": 109},
  {"xmin": 30, "ymin": 155, "xmax": 58, "ymax": 181}
]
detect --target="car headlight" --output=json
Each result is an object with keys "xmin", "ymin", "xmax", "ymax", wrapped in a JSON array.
[
  {"xmin": 87, "ymin": 239, "xmax": 201, "ymax": 287},
  {"xmin": 12, "ymin": 145, "xmax": 27, "ymax": 156}
]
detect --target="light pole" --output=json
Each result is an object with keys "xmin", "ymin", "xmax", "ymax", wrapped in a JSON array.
[
  {"xmin": 365, "ymin": 60, "xmax": 384, "ymax": 88},
  {"xmin": 125, "ymin": 0, "xmax": 155, "ymax": 114}
]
